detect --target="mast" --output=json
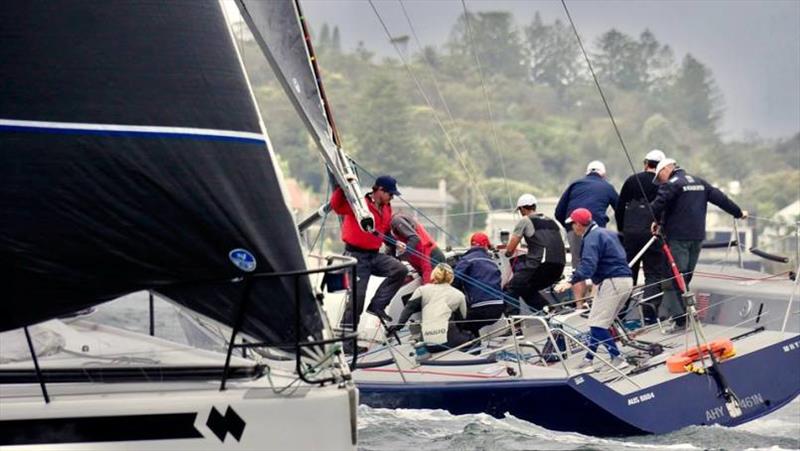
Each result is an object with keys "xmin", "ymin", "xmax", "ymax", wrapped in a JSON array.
[{"xmin": 234, "ymin": 0, "xmax": 374, "ymax": 232}]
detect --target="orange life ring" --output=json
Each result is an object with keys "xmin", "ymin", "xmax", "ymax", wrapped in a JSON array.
[{"xmin": 666, "ymin": 338, "xmax": 736, "ymax": 374}]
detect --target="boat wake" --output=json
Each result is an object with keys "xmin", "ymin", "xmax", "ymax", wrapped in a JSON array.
[{"xmin": 358, "ymin": 396, "xmax": 799, "ymax": 451}]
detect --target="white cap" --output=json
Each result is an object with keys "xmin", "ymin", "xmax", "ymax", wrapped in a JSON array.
[
  {"xmin": 645, "ymin": 149, "xmax": 666, "ymax": 163},
  {"xmin": 586, "ymin": 160, "xmax": 606, "ymax": 175},
  {"xmin": 516, "ymin": 193, "xmax": 538, "ymax": 208},
  {"xmin": 652, "ymin": 158, "xmax": 676, "ymax": 183}
]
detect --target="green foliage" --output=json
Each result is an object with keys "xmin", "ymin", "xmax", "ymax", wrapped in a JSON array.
[
  {"xmin": 236, "ymin": 13, "xmax": 797, "ymax": 226},
  {"xmin": 448, "ymin": 12, "xmax": 526, "ymax": 78},
  {"xmin": 525, "ymin": 13, "xmax": 582, "ymax": 96}
]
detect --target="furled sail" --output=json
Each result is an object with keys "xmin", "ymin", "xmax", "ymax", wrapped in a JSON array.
[
  {"xmin": 235, "ymin": 0, "xmax": 374, "ymax": 232},
  {"xmin": 0, "ymin": 1, "xmax": 321, "ymax": 344}
]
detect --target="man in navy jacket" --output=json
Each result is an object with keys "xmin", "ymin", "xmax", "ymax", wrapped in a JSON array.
[
  {"xmin": 555, "ymin": 160, "xmax": 619, "ymax": 259},
  {"xmin": 650, "ymin": 159, "xmax": 748, "ymax": 329},
  {"xmin": 453, "ymin": 232, "xmax": 505, "ymax": 335},
  {"xmin": 555, "ymin": 208, "xmax": 632, "ymax": 370}
]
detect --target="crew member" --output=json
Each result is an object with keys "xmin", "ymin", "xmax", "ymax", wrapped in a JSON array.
[
  {"xmin": 389, "ymin": 212, "xmax": 445, "ymax": 284},
  {"xmin": 453, "ymin": 232, "xmax": 505, "ymax": 335},
  {"xmin": 555, "ymin": 208, "xmax": 632, "ymax": 370},
  {"xmin": 650, "ymin": 159, "xmax": 748, "ymax": 330},
  {"xmin": 615, "ymin": 149, "xmax": 667, "ymax": 323},
  {"xmin": 503, "ymin": 194, "xmax": 566, "ymax": 314},
  {"xmin": 331, "ymin": 175, "xmax": 408, "ymax": 331},
  {"xmin": 555, "ymin": 160, "xmax": 619, "ymax": 259},
  {"xmin": 388, "ymin": 263, "xmax": 472, "ymax": 350}
]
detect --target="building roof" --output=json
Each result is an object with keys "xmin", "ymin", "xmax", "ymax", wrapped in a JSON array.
[
  {"xmin": 361, "ymin": 181, "xmax": 456, "ymax": 208},
  {"xmin": 775, "ymin": 200, "xmax": 800, "ymax": 222}
]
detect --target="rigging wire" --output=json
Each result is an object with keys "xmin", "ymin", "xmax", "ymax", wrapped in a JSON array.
[
  {"xmin": 350, "ymin": 159, "xmax": 462, "ymax": 246},
  {"xmin": 396, "ymin": 0, "xmax": 490, "ymax": 219},
  {"xmin": 459, "ymin": 0, "xmax": 514, "ymax": 210},
  {"xmin": 366, "ymin": 0, "xmax": 494, "ymax": 213},
  {"xmin": 559, "ymin": 0, "xmax": 658, "ymax": 225},
  {"xmin": 397, "ymin": 0, "xmax": 459, "ymax": 128},
  {"xmin": 560, "ymin": 1, "xmax": 745, "ymax": 412}
]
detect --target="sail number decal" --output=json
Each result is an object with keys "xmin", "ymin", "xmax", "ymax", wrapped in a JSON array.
[
  {"xmin": 782, "ymin": 339, "xmax": 800, "ymax": 353},
  {"xmin": 705, "ymin": 393, "xmax": 765, "ymax": 422},
  {"xmin": 627, "ymin": 391, "xmax": 655, "ymax": 406},
  {"xmin": 229, "ymin": 249, "xmax": 257, "ymax": 272}
]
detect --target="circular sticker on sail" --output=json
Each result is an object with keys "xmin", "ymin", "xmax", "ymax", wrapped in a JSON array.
[{"xmin": 228, "ymin": 248, "xmax": 257, "ymax": 272}]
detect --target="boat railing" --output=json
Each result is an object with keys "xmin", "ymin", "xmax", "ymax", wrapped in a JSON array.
[
  {"xmin": 218, "ymin": 253, "xmax": 360, "ymax": 390},
  {"xmin": 376, "ymin": 313, "xmax": 642, "ymax": 387},
  {"xmin": 20, "ymin": 254, "xmax": 360, "ymax": 403}
]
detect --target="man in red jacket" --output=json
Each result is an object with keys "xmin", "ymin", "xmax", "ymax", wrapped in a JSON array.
[
  {"xmin": 331, "ymin": 175, "xmax": 408, "ymax": 331},
  {"xmin": 390, "ymin": 212, "xmax": 445, "ymax": 284}
]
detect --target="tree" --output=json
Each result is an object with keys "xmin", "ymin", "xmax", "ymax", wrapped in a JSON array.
[
  {"xmin": 331, "ymin": 26, "xmax": 342, "ymax": 54},
  {"xmin": 354, "ymin": 41, "xmax": 373, "ymax": 62},
  {"xmin": 524, "ymin": 13, "xmax": 583, "ymax": 96},
  {"xmin": 594, "ymin": 29, "xmax": 644, "ymax": 90},
  {"xmin": 638, "ymin": 30, "xmax": 675, "ymax": 89},
  {"xmin": 350, "ymin": 74, "xmax": 440, "ymax": 185},
  {"xmin": 447, "ymin": 11, "xmax": 526, "ymax": 78},
  {"xmin": 670, "ymin": 54, "xmax": 723, "ymax": 131},
  {"xmin": 318, "ymin": 23, "xmax": 331, "ymax": 49}
]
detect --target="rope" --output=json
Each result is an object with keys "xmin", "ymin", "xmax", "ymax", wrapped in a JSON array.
[
  {"xmin": 459, "ymin": 0, "xmax": 513, "ymax": 210},
  {"xmin": 308, "ymin": 182, "xmax": 331, "ymax": 251},
  {"xmin": 349, "ymin": 159, "xmax": 462, "ymax": 246},
  {"xmin": 366, "ymin": 0, "xmax": 494, "ymax": 212},
  {"xmin": 560, "ymin": 0, "xmax": 658, "ymax": 227}
]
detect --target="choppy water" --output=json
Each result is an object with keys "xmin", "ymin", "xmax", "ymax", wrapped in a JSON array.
[
  {"xmin": 96, "ymin": 293, "xmax": 799, "ymax": 451},
  {"xmin": 358, "ymin": 400, "xmax": 800, "ymax": 451}
]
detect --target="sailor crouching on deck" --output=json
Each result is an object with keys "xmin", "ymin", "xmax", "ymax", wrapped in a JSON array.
[
  {"xmin": 501, "ymin": 194, "xmax": 566, "ymax": 315},
  {"xmin": 332, "ymin": 175, "xmax": 408, "ymax": 335},
  {"xmin": 453, "ymin": 232, "xmax": 505, "ymax": 336},
  {"xmin": 387, "ymin": 263, "xmax": 473, "ymax": 350},
  {"xmin": 555, "ymin": 208, "xmax": 633, "ymax": 370}
]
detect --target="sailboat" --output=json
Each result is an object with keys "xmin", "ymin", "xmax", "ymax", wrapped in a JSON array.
[
  {"xmin": 310, "ymin": 1, "xmax": 799, "ymax": 435},
  {"xmin": 0, "ymin": 1, "xmax": 367, "ymax": 449}
]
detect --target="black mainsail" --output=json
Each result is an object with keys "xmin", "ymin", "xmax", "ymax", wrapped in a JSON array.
[
  {"xmin": 235, "ymin": 0, "xmax": 374, "ymax": 231},
  {"xmin": 0, "ymin": 1, "xmax": 321, "ymax": 344}
]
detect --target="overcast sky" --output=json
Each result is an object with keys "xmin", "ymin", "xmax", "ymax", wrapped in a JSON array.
[{"xmin": 299, "ymin": 0, "xmax": 800, "ymax": 141}]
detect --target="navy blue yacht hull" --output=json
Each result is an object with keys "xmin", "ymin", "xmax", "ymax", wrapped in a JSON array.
[{"xmin": 358, "ymin": 336, "xmax": 800, "ymax": 436}]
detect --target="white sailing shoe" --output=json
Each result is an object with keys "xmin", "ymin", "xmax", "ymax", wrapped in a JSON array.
[
  {"xmin": 610, "ymin": 356, "xmax": 629, "ymax": 370},
  {"xmin": 576, "ymin": 358, "xmax": 595, "ymax": 372}
]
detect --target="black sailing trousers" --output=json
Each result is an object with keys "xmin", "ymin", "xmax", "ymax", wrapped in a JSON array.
[{"xmin": 340, "ymin": 248, "xmax": 408, "ymax": 330}]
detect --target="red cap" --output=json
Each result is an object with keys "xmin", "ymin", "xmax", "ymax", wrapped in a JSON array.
[
  {"xmin": 567, "ymin": 208, "xmax": 592, "ymax": 226},
  {"xmin": 469, "ymin": 232, "xmax": 491, "ymax": 248}
]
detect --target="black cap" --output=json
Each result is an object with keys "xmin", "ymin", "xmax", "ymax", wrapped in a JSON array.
[{"xmin": 374, "ymin": 175, "xmax": 400, "ymax": 195}]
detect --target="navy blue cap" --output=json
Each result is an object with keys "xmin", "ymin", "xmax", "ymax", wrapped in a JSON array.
[{"xmin": 374, "ymin": 175, "xmax": 400, "ymax": 196}]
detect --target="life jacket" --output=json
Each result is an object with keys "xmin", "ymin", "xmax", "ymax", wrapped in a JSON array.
[{"xmin": 523, "ymin": 213, "xmax": 566, "ymax": 265}]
